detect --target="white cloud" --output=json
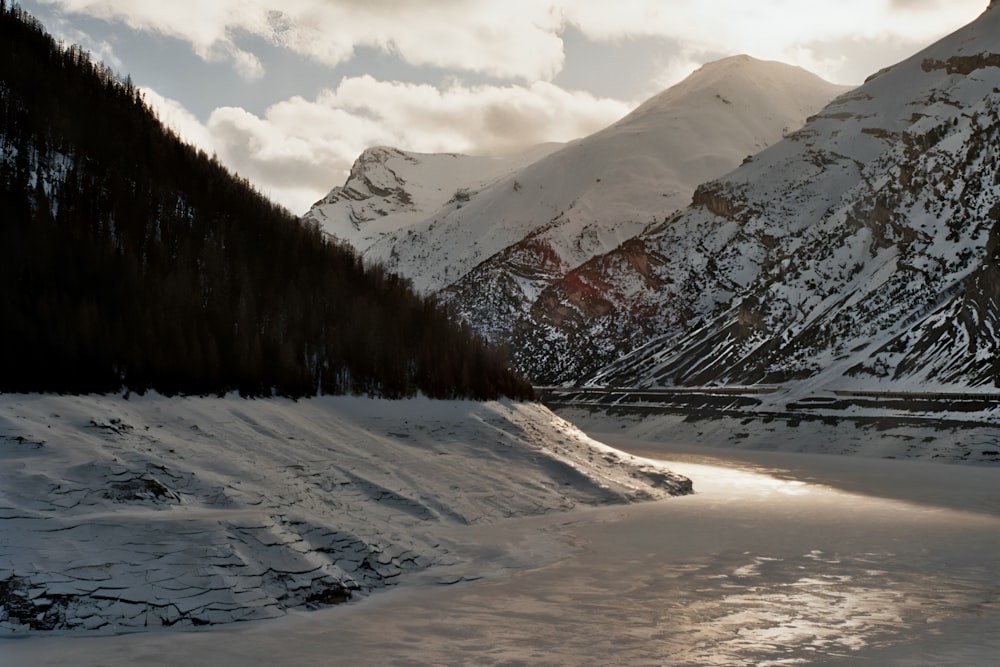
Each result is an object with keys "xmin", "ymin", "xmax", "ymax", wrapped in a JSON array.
[
  {"xmin": 274, "ymin": 0, "xmax": 566, "ymax": 81},
  {"xmin": 318, "ymin": 76, "xmax": 629, "ymax": 154},
  {"xmin": 140, "ymin": 87, "xmax": 217, "ymax": 153},
  {"xmin": 38, "ymin": 0, "xmax": 266, "ymax": 79},
  {"xmin": 561, "ymin": 0, "xmax": 984, "ymax": 46},
  {"xmin": 36, "ymin": 0, "xmax": 985, "ymax": 90},
  {"xmin": 37, "ymin": 0, "xmax": 566, "ymax": 81},
  {"xmin": 141, "ymin": 78, "xmax": 629, "ymax": 214},
  {"xmin": 560, "ymin": 0, "xmax": 985, "ymax": 85}
]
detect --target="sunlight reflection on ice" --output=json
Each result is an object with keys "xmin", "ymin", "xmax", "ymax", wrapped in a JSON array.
[{"xmin": 674, "ymin": 551, "xmax": 913, "ymax": 665}]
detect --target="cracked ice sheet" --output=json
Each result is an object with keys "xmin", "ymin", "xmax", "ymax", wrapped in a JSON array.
[
  {"xmin": 4, "ymin": 445, "xmax": 1000, "ymax": 665},
  {"xmin": 0, "ymin": 393, "xmax": 688, "ymax": 633}
]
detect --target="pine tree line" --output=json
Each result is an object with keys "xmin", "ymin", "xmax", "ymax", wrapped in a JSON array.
[{"xmin": 0, "ymin": 4, "xmax": 534, "ymax": 400}]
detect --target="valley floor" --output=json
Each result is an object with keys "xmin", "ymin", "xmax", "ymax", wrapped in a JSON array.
[
  {"xmin": 3, "ymin": 395, "xmax": 999, "ymax": 665},
  {"xmin": 0, "ymin": 393, "xmax": 686, "ymax": 635},
  {"xmin": 545, "ymin": 386, "xmax": 1000, "ymax": 465},
  {"xmin": 5, "ymin": 426, "xmax": 999, "ymax": 666}
]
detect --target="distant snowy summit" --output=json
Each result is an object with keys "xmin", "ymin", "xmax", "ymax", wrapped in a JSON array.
[
  {"xmin": 527, "ymin": 2, "xmax": 1000, "ymax": 391},
  {"xmin": 305, "ymin": 55, "xmax": 846, "ymax": 351},
  {"xmin": 305, "ymin": 143, "xmax": 561, "ymax": 255}
]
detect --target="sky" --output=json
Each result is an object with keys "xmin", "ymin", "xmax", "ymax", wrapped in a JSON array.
[{"xmin": 18, "ymin": 0, "xmax": 989, "ymax": 214}]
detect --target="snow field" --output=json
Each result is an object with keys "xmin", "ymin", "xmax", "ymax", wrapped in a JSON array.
[{"xmin": 0, "ymin": 393, "xmax": 689, "ymax": 634}]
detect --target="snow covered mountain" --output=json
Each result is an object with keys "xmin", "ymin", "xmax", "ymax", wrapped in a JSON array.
[
  {"xmin": 525, "ymin": 2, "xmax": 1000, "ymax": 389},
  {"xmin": 304, "ymin": 56, "xmax": 846, "ymax": 317},
  {"xmin": 303, "ymin": 143, "xmax": 561, "ymax": 256},
  {"xmin": 442, "ymin": 57, "xmax": 848, "ymax": 344}
]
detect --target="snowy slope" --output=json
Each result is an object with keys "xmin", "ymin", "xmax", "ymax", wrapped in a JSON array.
[
  {"xmin": 0, "ymin": 394, "xmax": 689, "ymax": 633},
  {"xmin": 441, "ymin": 57, "xmax": 848, "ymax": 343},
  {"xmin": 524, "ymin": 3, "xmax": 1000, "ymax": 389},
  {"xmin": 305, "ymin": 57, "xmax": 845, "ymax": 305},
  {"xmin": 303, "ymin": 144, "xmax": 561, "ymax": 253},
  {"xmin": 382, "ymin": 56, "xmax": 844, "ymax": 296}
]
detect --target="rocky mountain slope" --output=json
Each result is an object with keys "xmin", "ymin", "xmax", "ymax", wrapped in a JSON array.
[
  {"xmin": 443, "ymin": 57, "xmax": 848, "ymax": 345},
  {"xmin": 305, "ymin": 56, "xmax": 846, "ymax": 323},
  {"xmin": 525, "ymin": 2, "xmax": 1000, "ymax": 389}
]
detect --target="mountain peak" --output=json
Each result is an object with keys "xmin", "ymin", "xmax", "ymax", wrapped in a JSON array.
[
  {"xmin": 523, "ymin": 1, "xmax": 1000, "ymax": 388},
  {"xmin": 620, "ymin": 55, "xmax": 847, "ymax": 131},
  {"xmin": 694, "ymin": 53, "xmax": 779, "ymax": 72},
  {"xmin": 686, "ymin": 54, "xmax": 825, "ymax": 82}
]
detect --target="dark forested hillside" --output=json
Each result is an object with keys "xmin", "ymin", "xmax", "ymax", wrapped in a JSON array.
[{"xmin": 0, "ymin": 4, "xmax": 533, "ymax": 400}]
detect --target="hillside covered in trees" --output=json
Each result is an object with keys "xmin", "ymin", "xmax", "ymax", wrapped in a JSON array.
[{"xmin": 0, "ymin": 3, "xmax": 533, "ymax": 400}]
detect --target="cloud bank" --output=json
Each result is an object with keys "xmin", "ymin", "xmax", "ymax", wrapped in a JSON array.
[
  {"xmin": 38, "ymin": 0, "xmax": 985, "ymax": 83},
  {"xmin": 37, "ymin": 0, "xmax": 986, "ymax": 212},
  {"xmin": 150, "ymin": 79, "xmax": 629, "ymax": 213},
  {"xmin": 36, "ymin": 0, "xmax": 565, "ymax": 81}
]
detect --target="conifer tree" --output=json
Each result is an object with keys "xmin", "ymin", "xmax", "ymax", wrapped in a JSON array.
[{"xmin": 0, "ymin": 5, "xmax": 535, "ymax": 401}]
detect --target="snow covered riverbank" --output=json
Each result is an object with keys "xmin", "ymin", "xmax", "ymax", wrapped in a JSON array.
[{"xmin": 0, "ymin": 393, "xmax": 689, "ymax": 634}]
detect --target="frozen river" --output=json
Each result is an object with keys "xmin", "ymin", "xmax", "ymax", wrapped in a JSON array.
[{"xmin": 5, "ymin": 436, "xmax": 1000, "ymax": 666}]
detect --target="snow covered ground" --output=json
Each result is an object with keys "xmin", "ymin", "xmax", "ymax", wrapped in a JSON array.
[
  {"xmin": 5, "ymin": 424, "xmax": 999, "ymax": 666},
  {"xmin": 0, "ymin": 393, "xmax": 688, "ymax": 634},
  {"xmin": 556, "ymin": 401, "xmax": 1000, "ymax": 465}
]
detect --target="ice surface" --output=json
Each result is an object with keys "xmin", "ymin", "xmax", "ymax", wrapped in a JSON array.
[
  {"xmin": 0, "ymin": 393, "xmax": 688, "ymax": 634},
  {"xmin": 5, "ymin": 428, "xmax": 998, "ymax": 666}
]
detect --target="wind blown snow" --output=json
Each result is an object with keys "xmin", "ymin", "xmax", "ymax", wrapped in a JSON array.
[{"xmin": 0, "ymin": 393, "xmax": 689, "ymax": 634}]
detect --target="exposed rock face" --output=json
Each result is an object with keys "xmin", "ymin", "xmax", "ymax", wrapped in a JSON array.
[
  {"xmin": 522, "ymin": 6, "xmax": 1000, "ymax": 390},
  {"xmin": 690, "ymin": 183, "xmax": 749, "ymax": 221},
  {"xmin": 857, "ymin": 214, "xmax": 1000, "ymax": 387},
  {"xmin": 921, "ymin": 52, "xmax": 1000, "ymax": 75}
]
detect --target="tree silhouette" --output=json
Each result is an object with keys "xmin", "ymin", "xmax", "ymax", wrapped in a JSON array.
[{"xmin": 0, "ymin": 5, "xmax": 534, "ymax": 401}]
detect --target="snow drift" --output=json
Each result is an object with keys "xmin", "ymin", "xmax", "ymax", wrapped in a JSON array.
[{"xmin": 0, "ymin": 393, "xmax": 689, "ymax": 633}]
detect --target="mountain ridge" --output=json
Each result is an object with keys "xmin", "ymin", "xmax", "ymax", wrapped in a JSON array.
[
  {"xmin": 307, "ymin": 55, "xmax": 847, "ymax": 352},
  {"xmin": 531, "ymin": 3, "xmax": 1000, "ymax": 390}
]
